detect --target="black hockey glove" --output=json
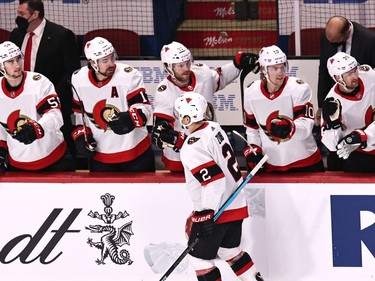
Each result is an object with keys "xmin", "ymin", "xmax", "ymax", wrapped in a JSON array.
[
  {"xmin": 336, "ymin": 129, "xmax": 367, "ymax": 160},
  {"xmin": 243, "ymin": 145, "xmax": 266, "ymax": 172},
  {"xmin": 72, "ymin": 126, "xmax": 97, "ymax": 158},
  {"xmin": 0, "ymin": 147, "xmax": 7, "ymax": 173},
  {"xmin": 269, "ymin": 117, "xmax": 295, "ymax": 141},
  {"xmin": 322, "ymin": 97, "xmax": 342, "ymax": 130},
  {"xmin": 151, "ymin": 121, "xmax": 186, "ymax": 152},
  {"xmin": 233, "ymin": 51, "xmax": 260, "ymax": 73},
  {"xmin": 12, "ymin": 120, "xmax": 44, "ymax": 145},
  {"xmin": 190, "ymin": 209, "xmax": 215, "ymax": 239},
  {"xmin": 107, "ymin": 108, "xmax": 147, "ymax": 135}
]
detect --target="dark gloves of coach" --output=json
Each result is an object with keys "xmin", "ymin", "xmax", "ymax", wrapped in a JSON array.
[
  {"xmin": 72, "ymin": 126, "xmax": 97, "ymax": 158},
  {"xmin": 243, "ymin": 145, "xmax": 265, "ymax": 172},
  {"xmin": 322, "ymin": 97, "xmax": 342, "ymax": 130},
  {"xmin": 12, "ymin": 120, "xmax": 44, "ymax": 145},
  {"xmin": 0, "ymin": 147, "xmax": 7, "ymax": 172},
  {"xmin": 191, "ymin": 209, "xmax": 215, "ymax": 239},
  {"xmin": 233, "ymin": 51, "xmax": 260, "ymax": 73},
  {"xmin": 108, "ymin": 108, "xmax": 147, "ymax": 135},
  {"xmin": 336, "ymin": 129, "xmax": 367, "ymax": 160},
  {"xmin": 151, "ymin": 121, "xmax": 185, "ymax": 152}
]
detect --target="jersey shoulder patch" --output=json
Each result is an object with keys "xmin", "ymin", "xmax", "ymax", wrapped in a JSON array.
[
  {"xmin": 124, "ymin": 66, "xmax": 133, "ymax": 73},
  {"xmin": 359, "ymin": 65, "xmax": 370, "ymax": 72},
  {"xmin": 296, "ymin": 78, "xmax": 305, "ymax": 84},
  {"xmin": 33, "ymin": 74, "xmax": 41, "ymax": 81},
  {"xmin": 158, "ymin": 85, "xmax": 167, "ymax": 92},
  {"xmin": 187, "ymin": 137, "xmax": 200, "ymax": 144}
]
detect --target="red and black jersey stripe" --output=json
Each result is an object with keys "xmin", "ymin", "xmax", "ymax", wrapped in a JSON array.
[{"xmin": 191, "ymin": 160, "xmax": 224, "ymax": 186}]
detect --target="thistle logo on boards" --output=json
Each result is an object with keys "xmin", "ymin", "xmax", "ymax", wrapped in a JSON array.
[{"xmin": 86, "ymin": 193, "xmax": 134, "ymax": 265}]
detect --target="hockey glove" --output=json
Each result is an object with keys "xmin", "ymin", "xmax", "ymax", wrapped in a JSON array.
[
  {"xmin": 322, "ymin": 97, "xmax": 342, "ymax": 130},
  {"xmin": 270, "ymin": 117, "xmax": 295, "ymax": 141},
  {"xmin": 233, "ymin": 51, "xmax": 260, "ymax": 73},
  {"xmin": 72, "ymin": 126, "xmax": 97, "ymax": 158},
  {"xmin": 336, "ymin": 129, "xmax": 367, "ymax": 160},
  {"xmin": 108, "ymin": 108, "xmax": 147, "ymax": 135},
  {"xmin": 151, "ymin": 121, "xmax": 185, "ymax": 152},
  {"xmin": 190, "ymin": 209, "xmax": 215, "ymax": 239},
  {"xmin": 12, "ymin": 120, "xmax": 44, "ymax": 145},
  {"xmin": 243, "ymin": 145, "xmax": 266, "ymax": 172},
  {"xmin": 0, "ymin": 147, "xmax": 7, "ymax": 173}
]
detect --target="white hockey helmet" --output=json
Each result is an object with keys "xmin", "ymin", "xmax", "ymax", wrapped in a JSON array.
[
  {"xmin": 327, "ymin": 52, "xmax": 358, "ymax": 85},
  {"xmin": 174, "ymin": 92, "xmax": 208, "ymax": 127},
  {"xmin": 259, "ymin": 45, "xmax": 287, "ymax": 68},
  {"xmin": 161, "ymin": 41, "xmax": 192, "ymax": 74},
  {"xmin": 84, "ymin": 37, "xmax": 115, "ymax": 70},
  {"xmin": 0, "ymin": 41, "xmax": 22, "ymax": 75}
]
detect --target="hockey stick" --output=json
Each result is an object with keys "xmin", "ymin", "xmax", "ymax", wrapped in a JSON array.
[
  {"xmin": 159, "ymin": 154, "xmax": 269, "ymax": 281},
  {"xmin": 66, "ymin": 79, "xmax": 96, "ymax": 151},
  {"xmin": 240, "ymin": 67, "xmax": 252, "ymax": 109},
  {"xmin": 232, "ymin": 130, "xmax": 257, "ymax": 155}
]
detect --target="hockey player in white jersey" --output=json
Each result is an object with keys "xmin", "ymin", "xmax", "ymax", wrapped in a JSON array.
[
  {"xmin": 321, "ymin": 52, "xmax": 375, "ymax": 172},
  {"xmin": 243, "ymin": 45, "xmax": 324, "ymax": 172},
  {"xmin": 71, "ymin": 37, "xmax": 154, "ymax": 172},
  {"xmin": 0, "ymin": 41, "xmax": 74, "ymax": 172},
  {"xmin": 152, "ymin": 41, "xmax": 259, "ymax": 172},
  {"xmin": 174, "ymin": 92, "xmax": 264, "ymax": 281}
]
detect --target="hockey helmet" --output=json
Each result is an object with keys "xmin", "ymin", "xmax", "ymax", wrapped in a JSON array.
[
  {"xmin": 161, "ymin": 41, "xmax": 192, "ymax": 73},
  {"xmin": 0, "ymin": 41, "xmax": 22, "ymax": 77},
  {"xmin": 327, "ymin": 52, "xmax": 358, "ymax": 82},
  {"xmin": 84, "ymin": 37, "xmax": 115, "ymax": 68},
  {"xmin": 174, "ymin": 92, "xmax": 207, "ymax": 127},
  {"xmin": 259, "ymin": 45, "xmax": 287, "ymax": 68},
  {"xmin": 0, "ymin": 41, "xmax": 22, "ymax": 67}
]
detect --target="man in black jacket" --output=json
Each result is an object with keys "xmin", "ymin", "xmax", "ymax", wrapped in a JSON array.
[{"xmin": 318, "ymin": 15, "xmax": 375, "ymax": 110}]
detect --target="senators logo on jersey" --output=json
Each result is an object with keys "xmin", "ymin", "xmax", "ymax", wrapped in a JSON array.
[
  {"xmin": 85, "ymin": 99, "xmax": 120, "ymax": 131},
  {"xmin": 0, "ymin": 110, "xmax": 29, "ymax": 134}
]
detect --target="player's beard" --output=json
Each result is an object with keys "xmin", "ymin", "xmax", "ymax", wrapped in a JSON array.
[
  {"xmin": 347, "ymin": 79, "xmax": 358, "ymax": 90},
  {"xmin": 99, "ymin": 66, "xmax": 115, "ymax": 78},
  {"xmin": 173, "ymin": 71, "xmax": 190, "ymax": 87}
]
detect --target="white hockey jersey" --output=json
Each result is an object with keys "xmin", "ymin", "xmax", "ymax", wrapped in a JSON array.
[
  {"xmin": 0, "ymin": 71, "xmax": 65, "ymax": 170},
  {"xmin": 321, "ymin": 65, "xmax": 375, "ymax": 154},
  {"xmin": 153, "ymin": 62, "xmax": 240, "ymax": 171},
  {"xmin": 71, "ymin": 63, "xmax": 152, "ymax": 163},
  {"xmin": 243, "ymin": 76, "xmax": 322, "ymax": 172},
  {"xmin": 180, "ymin": 121, "xmax": 248, "ymax": 224}
]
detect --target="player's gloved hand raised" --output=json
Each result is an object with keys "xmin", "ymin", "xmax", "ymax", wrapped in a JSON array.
[
  {"xmin": 243, "ymin": 145, "xmax": 266, "ymax": 172},
  {"xmin": 12, "ymin": 120, "xmax": 44, "ymax": 145},
  {"xmin": 151, "ymin": 121, "xmax": 185, "ymax": 152},
  {"xmin": 108, "ymin": 108, "xmax": 146, "ymax": 135},
  {"xmin": 0, "ymin": 147, "xmax": 7, "ymax": 173},
  {"xmin": 269, "ymin": 117, "xmax": 295, "ymax": 142},
  {"xmin": 234, "ymin": 51, "xmax": 260, "ymax": 73},
  {"xmin": 191, "ymin": 209, "xmax": 215, "ymax": 239},
  {"xmin": 322, "ymin": 97, "xmax": 342, "ymax": 130},
  {"xmin": 336, "ymin": 129, "xmax": 367, "ymax": 159},
  {"xmin": 72, "ymin": 126, "xmax": 97, "ymax": 158}
]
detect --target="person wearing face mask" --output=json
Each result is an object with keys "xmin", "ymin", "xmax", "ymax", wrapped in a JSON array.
[
  {"xmin": 317, "ymin": 16, "xmax": 375, "ymax": 123},
  {"xmin": 242, "ymin": 45, "xmax": 324, "ymax": 173},
  {"xmin": 9, "ymin": 0, "xmax": 81, "ymax": 168}
]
